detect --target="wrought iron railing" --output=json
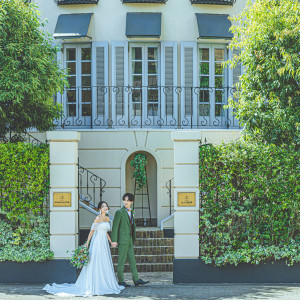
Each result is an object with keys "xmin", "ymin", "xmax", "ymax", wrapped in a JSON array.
[
  {"xmin": 190, "ymin": 0, "xmax": 236, "ymax": 4},
  {"xmin": 166, "ymin": 178, "xmax": 174, "ymax": 215},
  {"xmin": 54, "ymin": 0, "xmax": 99, "ymax": 5},
  {"xmin": 78, "ymin": 163, "xmax": 106, "ymax": 210},
  {"xmin": 54, "ymin": 85, "xmax": 239, "ymax": 129},
  {"xmin": 0, "ymin": 132, "xmax": 46, "ymax": 145},
  {"xmin": 122, "ymin": 0, "xmax": 167, "ymax": 3}
]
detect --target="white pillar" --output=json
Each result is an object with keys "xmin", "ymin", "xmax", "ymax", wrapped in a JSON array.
[
  {"xmin": 172, "ymin": 131, "xmax": 201, "ymax": 259},
  {"xmin": 46, "ymin": 131, "xmax": 81, "ymax": 259}
]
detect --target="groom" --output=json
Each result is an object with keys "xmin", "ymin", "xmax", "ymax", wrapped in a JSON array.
[{"xmin": 111, "ymin": 193, "xmax": 150, "ymax": 287}]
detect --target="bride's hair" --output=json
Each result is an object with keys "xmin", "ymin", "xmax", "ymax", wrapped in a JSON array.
[{"xmin": 98, "ymin": 201, "xmax": 109, "ymax": 210}]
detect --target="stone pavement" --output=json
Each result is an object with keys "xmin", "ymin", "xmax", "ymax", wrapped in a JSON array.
[{"xmin": 1, "ymin": 272, "xmax": 300, "ymax": 300}]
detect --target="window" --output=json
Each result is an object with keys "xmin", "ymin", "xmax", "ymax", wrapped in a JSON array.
[
  {"xmin": 198, "ymin": 45, "xmax": 227, "ymax": 119},
  {"xmin": 129, "ymin": 44, "xmax": 160, "ymax": 118},
  {"xmin": 64, "ymin": 44, "xmax": 92, "ymax": 118}
]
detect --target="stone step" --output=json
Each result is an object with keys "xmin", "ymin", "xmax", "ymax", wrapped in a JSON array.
[
  {"xmin": 135, "ymin": 230, "xmax": 164, "ymax": 239},
  {"xmin": 134, "ymin": 238, "xmax": 174, "ymax": 247},
  {"xmin": 113, "ymin": 263, "xmax": 173, "ymax": 273},
  {"xmin": 110, "ymin": 246, "xmax": 174, "ymax": 256},
  {"xmin": 112, "ymin": 254, "xmax": 174, "ymax": 264}
]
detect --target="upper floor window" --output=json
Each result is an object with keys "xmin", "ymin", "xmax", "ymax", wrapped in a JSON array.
[
  {"xmin": 54, "ymin": 0, "xmax": 99, "ymax": 5},
  {"xmin": 64, "ymin": 44, "xmax": 92, "ymax": 117},
  {"xmin": 129, "ymin": 43, "xmax": 160, "ymax": 117},
  {"xmin": 198, "ymin": 45, "xmax": 227, "ymax": 117},
  {"xmin": 190, "ymin": 0, "xmax": 235, "ymax": 5}
]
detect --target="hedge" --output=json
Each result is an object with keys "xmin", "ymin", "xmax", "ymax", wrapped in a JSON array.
[
  {"xmin": 0, "ymin": 142, "xmax": 53, "ymax": 262},
  {"xmin": 199, "ymin": 142, "xmax": 300, "ymax": 266}
]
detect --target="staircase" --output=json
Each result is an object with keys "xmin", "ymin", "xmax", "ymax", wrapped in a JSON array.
[
  {"xmin": 111, "ymin": 228, "xmax": 174, "ymax": 272},
  {"xmin": 78, "ymin": 164, "xmax": 174, "ymax": 273}
]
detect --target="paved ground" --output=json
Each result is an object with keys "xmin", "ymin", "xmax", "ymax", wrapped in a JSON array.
[{"xmin": 1, "ymin": 272, "xmax": 300, "ymax": 300}]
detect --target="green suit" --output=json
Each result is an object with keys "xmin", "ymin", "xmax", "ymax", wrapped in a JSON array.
[{"xmin": 111, "ymin": 206, "xmax": 139, "ymax": 282}]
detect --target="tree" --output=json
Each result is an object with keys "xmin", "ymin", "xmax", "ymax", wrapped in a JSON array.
[
  {"xmin": 0, "ymin": 0, "xmax": 67, "ymax": 140},
  {"xmin": 226, "ymin": 0, "xmax": 300, "ymax": 149}
]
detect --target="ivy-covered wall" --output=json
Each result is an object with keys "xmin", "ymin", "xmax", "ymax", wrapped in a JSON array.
[
  {"xmin": 0, "ymin": 142, "xmax": 53, "ymax": 262},
  {"xmin": 199, "ymin": 142, "xmax": 300, "ymax": 266}
]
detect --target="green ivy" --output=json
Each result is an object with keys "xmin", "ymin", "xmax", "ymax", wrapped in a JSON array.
[
  {"xmin": 130, "ymin": 153, "xmax": 148, "ymax": 190},
  {"xmin": 0, "ymin": 142, "xmax": 53, "ymax": 262},
  {"xmin": 199, "ymin": 142, "xmax": 300, "ymax": 266}
]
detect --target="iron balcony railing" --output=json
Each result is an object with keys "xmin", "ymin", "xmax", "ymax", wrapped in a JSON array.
[
  {"xmin": 122, "ymin": 0, "xmax": 167, "ymax": 3},
  {"xmin": 53, "ymin": 85, "xmax": 239, "ymax": 129},
  {"xmin": 190, "ymin": 0, "xmax": 236, "ymax": 5},
  {"xmin": 54, "ymin": 0, "xmax": 99, "ymax": 5}
]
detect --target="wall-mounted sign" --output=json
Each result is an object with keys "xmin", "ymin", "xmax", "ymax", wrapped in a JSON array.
[
  {"xmin": 178, "ymin": 192, "xmax": 196, "ymax": 207},
  {"xmin": 53, "ymin": 192, "xmax": 72, "ymax": 207}
]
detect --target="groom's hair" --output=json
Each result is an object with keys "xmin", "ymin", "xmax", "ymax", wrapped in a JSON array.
[{"xmin": 122, "ymin": 193, "xmax": 134, "ymax": 202}]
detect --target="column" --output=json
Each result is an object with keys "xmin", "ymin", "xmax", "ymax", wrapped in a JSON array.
[
  {"xmin": 171, "ymin": 131, "xmax": 201, "ymax": 259},
  {"xmin": 46, "ymin": 131, "xmax": 81, "ymax": 259}
]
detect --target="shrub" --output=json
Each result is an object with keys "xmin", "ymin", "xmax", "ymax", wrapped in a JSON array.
[
  {"xmin": 199, "ymin": 142, "xmax": 300, "ymax": 266},
  {"xmin": 0, "ymin": 142, "xmax": 53, "ymax": 262}
]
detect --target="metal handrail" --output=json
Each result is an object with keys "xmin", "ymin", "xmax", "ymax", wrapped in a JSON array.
[
  {"xmin": 166, "ymin": 177, "xmax": 174, "ymax": 215},
  {"xmin": 54, "ymin": 85, "xmax": 239, "ymax": 130},
  {"xmin": 78, "ymin": 163, "xmax": 106, "ymax": 210}
]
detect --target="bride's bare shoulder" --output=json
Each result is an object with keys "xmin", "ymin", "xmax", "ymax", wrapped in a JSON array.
[{"xmin": 94, "ymin": 215, "xmax": 102, "ymax": 223}]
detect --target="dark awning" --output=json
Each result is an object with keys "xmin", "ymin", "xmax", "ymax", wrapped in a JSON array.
[
  {"xmin": 195, "ymin": 14, "xmax": 233, "ymax": 39},
  {"xmin": 126, "ymin": 13, "xmax": 162, "ymax": 38},
  {"xmin": 53, "ymin": 13, "xmax": 93, "ymax": 39}
]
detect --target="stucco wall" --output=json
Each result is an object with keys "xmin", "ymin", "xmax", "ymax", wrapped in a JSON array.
[{"xmin": 34, "ymin": 0, "xmax": 246, "ymax": 42}]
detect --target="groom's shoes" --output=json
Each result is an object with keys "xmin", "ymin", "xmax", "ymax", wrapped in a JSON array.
[
  {"xmin": 118, "ymin": 281, "xmax": 131, "ymax": 287},
  {"xmin": 134, "ymin": 279, "xmax": 150, "ymax": 287}
]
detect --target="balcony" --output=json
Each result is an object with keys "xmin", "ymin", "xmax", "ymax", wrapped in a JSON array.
[
  {"xmin": 122, "ymin": 0, "xmax": 167, "ymax": 3},
  {"xmin": 54, "ymin": 0, "xmax": 99, "ymax": 5},
  {"xmin": 54, "ymin": 86, "xmax": 239, "ymax": 130},
  {"xmin": 190, "ymin": 0, "xmax": 236, "ymax": 5}
]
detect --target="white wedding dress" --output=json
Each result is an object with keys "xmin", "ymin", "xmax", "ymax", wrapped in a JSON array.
[{"xmin": 43, "ymin": 222, "xmax": 124, "ymax": 297}]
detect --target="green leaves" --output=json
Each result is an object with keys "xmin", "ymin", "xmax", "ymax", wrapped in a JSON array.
[
  {"xmin": 0, "ymin": 0, "xmax": 67, "ymax": 138},
  {"xmin": 0, "ymin": 142, "xmax": 53, "ymax": 262},
  {"xmin": 130, "ymin": 153, "xmax": 148, "ymax": 190},
  {"xmin": 199, "ymin": 141, "xmax": 300, "ymax": 266},
  {"xmin": 225, "ymin": 0, "xmax": 300, "ymax": 149}
]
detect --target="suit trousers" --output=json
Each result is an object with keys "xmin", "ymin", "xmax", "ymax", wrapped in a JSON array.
[{"xmin": 117, "ymin": 238, "xmax": 139, "ymax": 282}]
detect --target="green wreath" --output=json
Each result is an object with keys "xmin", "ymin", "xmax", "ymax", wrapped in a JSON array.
[{"xmin": 130, "ymin": 153, "xmax": 148, "ymax": 190}]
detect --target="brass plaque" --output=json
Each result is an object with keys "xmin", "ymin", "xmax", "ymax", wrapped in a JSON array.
[
  {"xmin": 178, "ymin": 192, "xmax": 196, "ymax": 207},
  {"xmin": 53, "ymin": 192, "xmax": 71, "ymax": 207}
]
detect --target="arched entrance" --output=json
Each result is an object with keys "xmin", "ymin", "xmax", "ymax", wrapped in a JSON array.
[{"xmin": 125, "ymin": 151, "xmax": 157, "ymax": 227}]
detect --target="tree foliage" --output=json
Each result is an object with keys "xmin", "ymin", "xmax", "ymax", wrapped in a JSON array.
[
  {"xmin": 199, "ymin": 142, "xmax": 300, "ymax": 266},
  {"xmin": 226, "ymin": 0, "xmax": 300, "ymax": 149},
  {"xmin": 0, "ymin": 0, "xmax": 67, "ymax": 139}
]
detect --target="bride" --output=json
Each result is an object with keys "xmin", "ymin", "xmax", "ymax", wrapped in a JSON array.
[{"xmin": 43, "ymin": 201, "xmax": 125, "ymax": 297}]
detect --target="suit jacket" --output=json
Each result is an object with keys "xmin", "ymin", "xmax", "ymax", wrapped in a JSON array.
[{"xmin": 111, "ymin": 206, "xmax": 136, "ymax": 244}]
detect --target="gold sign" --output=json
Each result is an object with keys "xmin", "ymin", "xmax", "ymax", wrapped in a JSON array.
[
  {"xmin": 178, "ymin": 192, "xmax": 196, "ymax": 207},
  {"xmin": 53, "ymin": 192, "xmax": 71, "ymax": 207}
]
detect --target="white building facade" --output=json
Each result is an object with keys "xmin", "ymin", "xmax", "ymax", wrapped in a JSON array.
[{"xmin": 33, "ymin": 0, "xmax": 244, "ymax": 234}]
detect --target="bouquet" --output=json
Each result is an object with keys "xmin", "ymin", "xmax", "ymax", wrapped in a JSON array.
[{"xmin": 68, "ymin": 245, "xmax": 89, "ymax": 269}]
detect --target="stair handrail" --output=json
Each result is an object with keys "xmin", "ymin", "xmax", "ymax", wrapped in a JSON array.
[
  {"xmin": 78, "ymin": 163, "xmax": 106, "ymax": 209},
  {"xmin": 165, "ymin": 177, "xmax": 174, "ymax": 215}
]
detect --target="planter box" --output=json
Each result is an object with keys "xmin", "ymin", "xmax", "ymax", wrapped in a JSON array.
[
  {"xmin": 0, "ymin": 260, "xmax": 76, "ymax": 283},
  {"xmin": 173, "ymin": 259, "xmax": 300, "ymax": 283}
]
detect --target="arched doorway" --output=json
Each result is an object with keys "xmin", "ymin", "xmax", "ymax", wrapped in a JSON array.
[{"xmin": 125, "ymin": 151, "xmax": 157, "ymax": 227}]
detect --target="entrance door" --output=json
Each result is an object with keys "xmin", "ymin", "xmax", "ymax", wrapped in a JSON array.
[{"xmin": 125, "ymin": 152, "xmax": 157, "ymax": 226}]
